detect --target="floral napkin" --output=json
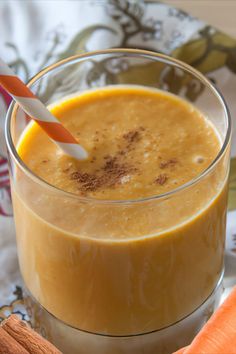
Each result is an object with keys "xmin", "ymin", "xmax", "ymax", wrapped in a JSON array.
[{"xmin": 0, "ymin": 0, "xmax": 235, "ymax": 320}]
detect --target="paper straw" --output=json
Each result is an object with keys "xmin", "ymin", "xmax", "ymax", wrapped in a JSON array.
[{"xmin": 0, "ymin": 58, "xmax": 88, "ymax": 160}]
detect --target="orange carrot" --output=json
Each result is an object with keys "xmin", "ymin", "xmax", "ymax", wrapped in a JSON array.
[
  {"xmin": 183, "ymin": 286, "xmax": 236, "ymax": 354},
  {"xmin": 172, "ymin": 345, "xmax": 189, "ymax": 353}
]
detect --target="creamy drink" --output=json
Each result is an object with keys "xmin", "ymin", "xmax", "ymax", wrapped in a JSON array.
[{"xmin": 12, "ymin": 86, "xmax": 227, "ymax": 339}]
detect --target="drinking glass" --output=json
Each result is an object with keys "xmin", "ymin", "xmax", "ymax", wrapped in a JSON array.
[{"xmin": 5, "ymin": 49, "xmax": 231, "ymax": 354}]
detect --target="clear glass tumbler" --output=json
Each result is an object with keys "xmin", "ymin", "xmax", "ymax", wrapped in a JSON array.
[{"xmin": 5, "ymin": 49, "xmax": 231, "ymax": 354}]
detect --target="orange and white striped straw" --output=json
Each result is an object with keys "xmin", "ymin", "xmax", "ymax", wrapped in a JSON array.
[{"xmin": 0, "ymin": 58, "xmax": 88, "ymax": 160}]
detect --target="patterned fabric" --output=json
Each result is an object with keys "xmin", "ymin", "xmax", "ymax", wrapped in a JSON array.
[{"xmin": 0, "ymin": 0, "xmax": 235, "ymax": 321}]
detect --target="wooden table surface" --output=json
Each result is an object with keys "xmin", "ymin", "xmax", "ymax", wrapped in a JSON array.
[{"xmin": 163, "ymin": 0, "xmax": 236, "ymax": 38}]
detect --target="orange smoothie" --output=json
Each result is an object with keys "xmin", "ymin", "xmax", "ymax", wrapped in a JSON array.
[{"xmin": 12, "ymin": 86, "xmax": 227, "ymax": 336}]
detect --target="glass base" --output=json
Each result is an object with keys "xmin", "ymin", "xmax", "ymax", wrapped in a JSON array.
[{"xmin": 24, "ymin": 275, "xmax": 223, "ymax": 354}]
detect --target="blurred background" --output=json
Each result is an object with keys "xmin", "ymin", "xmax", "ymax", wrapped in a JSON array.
[{"xmin": 164, "ymin": 0, "xmax": 235, "ymax": 38}]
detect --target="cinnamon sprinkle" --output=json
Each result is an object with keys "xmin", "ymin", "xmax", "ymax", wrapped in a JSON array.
[
  {"xmin": 68, "ymin": 127, "xmax": 146, "ymax": 193},
  {"xmin": 159, "ymin": 158, "xmax": 178, "ymax": 169},
  {"xmin": 70, "ymin": 155, "xmax": 137, "ymax": 192},
  {"xmin": 121, "ymin": 127, "xmax": 145, "ymax": 153},
  {"xmin": 123, "ymin": 130, "xmax": 140, "ymax": 144},
  {"xmin": 155, "ymin": 174, "xmax": 168, "ymax": 185},
  {"xmin": 90, "ymin": 156, "xmax": 97, "ymax": 163}
]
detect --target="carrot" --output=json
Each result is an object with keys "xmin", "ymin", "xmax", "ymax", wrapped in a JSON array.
[
  {"xmin": 183, "ymin": 286, "xmax": 236, "ymax": 354},
  {"xmin": 172, "ymin": 345, "xmax": 189, "ymax": 353}
]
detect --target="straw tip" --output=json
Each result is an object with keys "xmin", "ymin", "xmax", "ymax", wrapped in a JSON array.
[
  {"xmin": 71, "ymin": 145, "xmax": 89, "ymax": 160},
  {"xmin": 59, "ymin": 143, "xmax": 89, "ymax": 160},
  {"xmin": 78, "ymin": 147, "xmax": 89, "ymax": 160}
]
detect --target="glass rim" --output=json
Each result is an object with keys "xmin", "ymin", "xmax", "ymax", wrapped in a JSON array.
[{"xmin": 5, "ymin": 48, "xmax": 232, "ymax": 205}]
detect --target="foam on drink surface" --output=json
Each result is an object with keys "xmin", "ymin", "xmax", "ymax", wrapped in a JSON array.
[{"xmin": 18, "ymin": 85, "xmax": 221, "ymax": 201}]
